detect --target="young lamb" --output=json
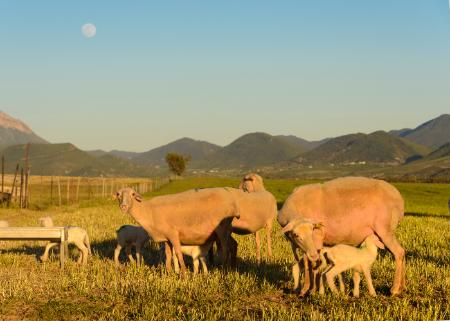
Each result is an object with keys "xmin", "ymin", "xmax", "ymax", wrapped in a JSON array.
[
  {"xmin": 114, "ymin": 225, "xmax": 151, "ymax": 266},
  {"xmin": 171, "ymin": 241, "xmax": 214, "ymax": 274},
  {"xmin": 317, "ymin": 234, "xmax": 385, "ymax": 297},
  {"xmin": 38, "ymin": 217, "xmax": 92, "ymax": 264}
]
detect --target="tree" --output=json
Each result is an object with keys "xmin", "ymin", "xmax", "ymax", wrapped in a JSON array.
[{"xmin": 165, "ymin": 153, "xmax": 190, "ymax": 176}]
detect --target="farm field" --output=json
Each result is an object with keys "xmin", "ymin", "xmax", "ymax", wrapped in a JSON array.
[{"xmin": 0, "ymin": 177, "xmax": 449, "ymax": 320}]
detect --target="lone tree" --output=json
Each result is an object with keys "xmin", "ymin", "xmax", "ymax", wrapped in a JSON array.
[{"xmin": 165, "ymin": 153, "xmax": 190, "ymax": 176}]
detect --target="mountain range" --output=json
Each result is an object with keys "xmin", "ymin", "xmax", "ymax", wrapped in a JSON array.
[
  {"xmin": 0, "ymin": 111, "xmax": 47, "ymax": 149},
  {"xmin": 0, "ymin": 111, "xmax": 449, "ymax": 179}
]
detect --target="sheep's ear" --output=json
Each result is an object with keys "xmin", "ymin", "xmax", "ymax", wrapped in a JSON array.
[
  {"xmin": 134, "ymin": 192, "xmax": 143, "ymax": 202},
  {"xmin": 112, "ymin": 192, "xmax": 120, "ymax": 200},
  {"xmin": 238, "ymin": 181, "xmax": 244, "ymax": 190}
]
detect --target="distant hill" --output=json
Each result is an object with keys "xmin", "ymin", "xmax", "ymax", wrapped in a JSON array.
[
  {"xmin": 275, "ymin": 135, "xmax": 329, "ymax": 151},
  {"xmin": 293, "ymin": 131, "xmax": 431, "ymax": 165},
  {"xmin": 195, "ymin": 132, "xmax": 306, "ymax": 168},
  {"xmin": 390, "ymin": 114, "xmax": 450, "ymax": 148},
  {"xmin": 2, "ymin": 143, "xmax": 156, "ymax": 177},
  {"xmin": 109, "ymin": 150, "xmax": 141, "ymax": 160},
  {"xmin": 0, "ymin": 111, "xmax": 47, "ymax": 149},
  {"xmin": 423, "ymin": 142, "xmax": 450, "ymax": 160},
  {"xmin": 133, "ymin": 137, "xmax": 221, "ymax": 166}
]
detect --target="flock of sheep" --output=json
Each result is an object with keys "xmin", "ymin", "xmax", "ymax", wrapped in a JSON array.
[{"xmin": 1, "ymin": 174, "xmax": 408, "ymax": 297}]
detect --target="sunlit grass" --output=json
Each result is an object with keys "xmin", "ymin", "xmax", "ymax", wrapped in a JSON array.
[{"xmin": 0, "ymin": 177, "xmax": 449, "ymax": 320}]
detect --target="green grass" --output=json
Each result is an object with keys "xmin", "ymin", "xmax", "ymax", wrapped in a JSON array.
[{"xmin": 0, "ymin": 177, "xmax": 449, "ymax": 320}]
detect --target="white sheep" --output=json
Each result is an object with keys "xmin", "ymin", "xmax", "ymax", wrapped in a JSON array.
[
  {"xmin": 38, "ymin": 217, "xmax": 92, "ymax": 265},
  {"xmin": 114, "ymin": 225, "xmax": 150, "ymax": 266},
  {"xmin": 317, "ymin": 234, "xmax": 385, "ymax": 297}
]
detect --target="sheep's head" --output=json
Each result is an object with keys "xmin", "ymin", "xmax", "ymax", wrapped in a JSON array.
[
  {"xmin": 115, "ymin": 188, "xmax": 142, "ymax": 213},
  {"xmin": 238, "ymin": 173, "xmax": 265, "ymax": 192},
  {"xmin": 281, "ymin": 218, "xmax": 323, "ymax": 262}
]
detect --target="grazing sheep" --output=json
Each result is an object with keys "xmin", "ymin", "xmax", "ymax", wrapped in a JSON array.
[
  {"xmin": 38, "ymin": 217, "xmax": 92, "ymax": 264},
  {"xmin": 232, "ymin": 173, "xmax": 277, "ymax": 263},
  {"xmin": 278, "ymin": 177, "xmax": 405, "ymax": 296},
  {"xmin": 115, "ymin": 187, "xmax": 240, "ymax": 274},
  {"xmin": 114, "ymin": 225, "xmax": 150, "ymax": 266},
  {"xmin": 317, "ymin": 235, "xmax": 385, "ymax": 297},
  {"xmin": 0, "ymin": 220, "xmax": 9, "ymax": 227}
]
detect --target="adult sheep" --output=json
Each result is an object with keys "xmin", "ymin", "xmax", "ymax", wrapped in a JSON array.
[
  {"xmin": 230, "ymin": 173, "xmax": 277, "ymax": 263},
  {"xmin": 115, "ymin": 187, "xmax": 240, "ymax": 274},
  {"xmin": 278, "ymin": 177, "xmax": 405, "ymax": 296}
]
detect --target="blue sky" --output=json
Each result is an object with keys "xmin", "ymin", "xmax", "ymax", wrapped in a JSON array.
[{"xmin": 1, "ymin": 0, "xmax": 449, "ymax": 151}]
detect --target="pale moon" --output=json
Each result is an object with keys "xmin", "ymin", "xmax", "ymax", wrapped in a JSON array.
[{"xmin": 82, "ymin": 23, "xmax": 97, "ymax": 38}]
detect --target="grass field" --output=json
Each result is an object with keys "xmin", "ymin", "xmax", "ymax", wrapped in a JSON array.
[{"xmin": 0, "ymin": 177, "xmax": 449, "ymax": 320}]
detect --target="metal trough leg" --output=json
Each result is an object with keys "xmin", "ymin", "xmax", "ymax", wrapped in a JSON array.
[{"xmin": 60, "ymin": 227, "xmax": 69, "ymax": 269}]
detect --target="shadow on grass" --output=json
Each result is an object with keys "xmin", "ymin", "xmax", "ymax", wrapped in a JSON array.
[
  {"xmin": 91, "ymin": 238, "xmax": 163, "ymax": 267},
  {"xmin": 405, "ymin": 212, "xmax": 449, "ymax": 219}
]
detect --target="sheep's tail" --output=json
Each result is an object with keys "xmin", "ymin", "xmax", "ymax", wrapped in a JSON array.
[{"xmin": 84, "ymin": 233, "xmax": 92, "ymax": 256}]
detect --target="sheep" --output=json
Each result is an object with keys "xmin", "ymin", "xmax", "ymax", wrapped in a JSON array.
[
  {"xmin": 316, "ymin": 234, "xmax": 385, "ymax": 297},
  {"xmin": 232, "ymin": 173, "xmax": 277, "ymax": 263},
  {"xmin": 38, "ymin": 217, "xmax": 92, "ymax": 265},
  {"xmin": 278, "ymin": 177, "xmax": 405, "ymax": 296},
  {"xmin": 114, "ymin": 225, "xmax": 150, "ymax": 266},
  {"xmin": 115, "ymin": 187, "xmax": 240, "ymax": 274}
]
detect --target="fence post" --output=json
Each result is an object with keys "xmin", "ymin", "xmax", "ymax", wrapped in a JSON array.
[
  {"xmin": 66, "ymin": 177, "xmax": 70, "ymax": 205},
  {"xmin": 57, "ymin": 176, "xmax": 62, "ymax": 206},
  {"xmin": 50, "ymin": 176, "xmax": 53, "ymax": 205},
  {"xmin": 19, "ymin": 168, "xmax": 24, "ymax": 208},
  {"xmin": 76, "ymin": 177, "xmax": 81, "ymax": 203}
]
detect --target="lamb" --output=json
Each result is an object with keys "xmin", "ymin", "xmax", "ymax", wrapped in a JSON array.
[
  {"xmin": 114, "ymin": 225, "xmax": 151, "ymax": 266},
  {"xmin": 38, "ymin": 217, "xmax": 92, "ymax": 265},
  {"xmin": 278, "ymin": 177, "xmax": 405, "ymax": 296},
  {"xmin": 316, "ymin": 234, "xmax": 385, "ymax": 297},
  {"xmin": 115, "ymin": 187, "xmax": 240, "ymax": 274},
  {"xmin": 170, "ymin": 241, "xmax": 214, "ymax": 274}
]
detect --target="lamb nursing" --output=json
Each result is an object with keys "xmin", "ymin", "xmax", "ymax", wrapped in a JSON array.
[{"xmin": 317, "ymin": 234, "xmax": 385, "ymax": 297}]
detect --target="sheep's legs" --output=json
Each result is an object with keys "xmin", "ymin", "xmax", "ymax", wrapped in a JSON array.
[
  {"xmin": 192, "ymin": 258, "xmax": 199, "ymax": 274},
  {"xmin": 74, "ymin": 240, "xmax": 89, "ymax": 264},
  {"xmin": 41, "ymin": 242, "xmax": 58, "ymax": 262},
  {"xmin": 376, "ymin": 229, "xmax": 406, "ymax": 295},
  {"xmin": 200, "ymin": 256, "xmax": 208, "ymax": 274},
  {"xmin": 170, "ymin": 238, "xmax": 187, "ymax": 274},
  {"xmin": 172, "ymin": 250, "xmax": 180, "ymax": 273},
  {"xmin": 353, "ymin": 271, "xmax": 361, "ymax": 298},
  {"xmin": 114, "ymin": 244, "xmax": 122, "ymax": 266},
  {"xmin": 338, "ymin": 273, "xmax": 345, "ymax": 293},
  {"xmin": 125, "ymin": 245, "xmax": 135, "ymax": 264},
  {"xmin": 300, "ymin": 255, "xmax": 314, "ymax": 296},
  {"xmin": 229, "ymin": 236, "xmax": 238, "ymax": 266},
  {"xmin": 164, "ymin": 242, "xmax": 173, "ymax": 272},
  {"xmin": 363, "ymin": 267, "xmax": 377, "ymax": 296},
  {"xmin": 255, "ymin": 230, "xmax": 261, "ymax": 263},
  {"xmin": 135, "ymin": 243, "xmax": 142, "ymax": 265},
  {"xmin": 266, "ymin": 221, "xmax": 273, "ymax": 259}
]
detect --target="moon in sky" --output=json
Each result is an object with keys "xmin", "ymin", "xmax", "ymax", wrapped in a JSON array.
[{"xmin": 81, "ymin": 23, "xmax": 97, "ymax": 38}]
